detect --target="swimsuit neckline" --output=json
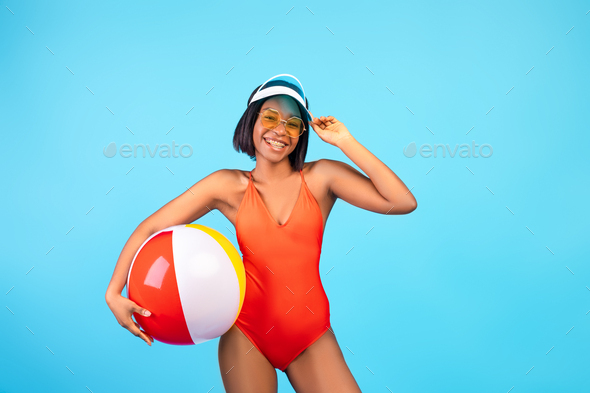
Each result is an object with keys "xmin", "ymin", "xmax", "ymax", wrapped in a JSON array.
[{"xmin": 248, "ymin": 169, "xmax": 304, "ymax": 228}]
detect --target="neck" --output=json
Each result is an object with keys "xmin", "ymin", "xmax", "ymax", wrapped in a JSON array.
[{"xmin": 252, "ymin": 159, "xmax": 296, "ymax": 184}]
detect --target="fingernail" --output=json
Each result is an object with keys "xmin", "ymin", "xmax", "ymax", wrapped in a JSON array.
[{"xmin": 144, "ymin": 311, "xmax": 151, "ymax": 316}]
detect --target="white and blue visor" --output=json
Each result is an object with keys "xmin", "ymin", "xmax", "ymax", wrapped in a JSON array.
[{"xmin": 248, "ymin": 74, "xmax": 313, "ymax": 122}]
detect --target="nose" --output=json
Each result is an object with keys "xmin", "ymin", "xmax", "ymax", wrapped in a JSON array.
[{"xmin": 273, "ymin": 121, "xmax": 288, "ymax": 135}]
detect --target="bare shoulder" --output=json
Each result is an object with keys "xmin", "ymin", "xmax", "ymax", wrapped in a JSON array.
[
  {"xmin": 302, "ymin": 159, "xmax": 322, "ymax": 181},
  {"xmin": 207, "ymin": 168, "xmax": 249, "ymax": 186},
  {"xmin": 311, "ymin": 158, "xmax": 351, "ymax": 173},
  {"xmin": 223, "ymin": 168, "xmax": 250, "ymax": 187},
  {"xmin": 211, "ymin": 168, "xmax": 248, "ymax": 183},
  {"xmin": 210, "ymin": 168, "xmax": 250, "ymax": 214},
  {"xmin": 303, "ymin": 159, "xmax": 338, "ymax": 199},
  {"xmin": 307, "ymin": 159, "xmax": 367, "ymax": 199},
  {"xmin": 302, "ymin": 160, "xmax": 338, "ymax": 229},
  {"xmin": 305, "ymin": 159, "xmax": 351, "ymax": 186},
  {"xmin": 303, "ymin": 159, "xmax": 331, "ymax": 176}
]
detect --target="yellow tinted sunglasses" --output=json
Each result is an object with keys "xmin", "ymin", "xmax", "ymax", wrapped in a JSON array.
[{"xmin": 257, "ymin": 108, "xmax": 306, "ymax": 138}]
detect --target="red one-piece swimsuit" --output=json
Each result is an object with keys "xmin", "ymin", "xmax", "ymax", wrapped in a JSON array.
[{"xmin": 234, "ymin": 169, "xmax": 331, "ymax": 372}]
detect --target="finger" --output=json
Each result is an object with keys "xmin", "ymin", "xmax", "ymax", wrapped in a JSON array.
[
  {"xmin": 143, "ymin": 330, "xmax": 154, "ymax": 342},
  {"xmin": 133, "ymin": 323, "xmax": 153, "ymax": 346},
  {"xmin": 128, "ymin": 321, "xmax": 142, "ymax": 336},
  {"xmin": 129, "ymin": 321, "xmax": 151, "ymax": 345},
  {"xmin": 140, "ymin": 332, "xmax": 152, "ymax": 346},
  {"xmin": 134, "ymin": 322, "xmax": 154, "ymax": 343},
  {"xmin": 135, "ymin": 307, "xmax": 151, "ymax": 317}
]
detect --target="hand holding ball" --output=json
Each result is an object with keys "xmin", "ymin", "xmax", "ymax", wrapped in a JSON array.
[{"xmin": 126, "ymin": 224, "xmax": 246, "ymax": 345}]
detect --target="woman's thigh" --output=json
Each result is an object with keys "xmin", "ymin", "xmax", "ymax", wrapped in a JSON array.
[
  {"xmin": 218, "ymin": 324, "xmax": 278, "ymax": 393},
  {"xmin": 285, "ymin": 327, "xmax": 362, "ymax": 393}
]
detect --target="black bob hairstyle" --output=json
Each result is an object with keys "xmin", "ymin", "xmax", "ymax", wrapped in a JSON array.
[{"xmin": 233, "ymin": 83, "xmax": 310, "ymax": 172}]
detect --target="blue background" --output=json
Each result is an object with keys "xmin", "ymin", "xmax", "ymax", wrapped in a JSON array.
[{"xmin": 1, "ymin": 0, "xmax": 589, "ymax": 392}]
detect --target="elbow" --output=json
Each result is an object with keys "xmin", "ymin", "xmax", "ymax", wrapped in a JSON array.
[
  {"xmin": 406, "ymin": 196, "xmax": 418, "ymax": 213},
  {"xmin": 105, "ymin": 291, "xmax": 115, "ymax": 306},
  {"xmin": 404, "ymin": 194, "xmax": 418, "ymax": 214},
  {"xmin": 385, "ymin": 198, "xmax": 417, "ymax": 215},
  {"xmin": 389, "ymin": 201, "xmax": 417, "ymax": 215},
  {"xmin": 399, "ymin": 202, "xmax": 417, "ymax": 215}
]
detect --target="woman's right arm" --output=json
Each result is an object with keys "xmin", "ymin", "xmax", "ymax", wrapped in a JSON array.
[{"xmin": 105, "ymin": 169, "xmax": 233, "ymax": 345}]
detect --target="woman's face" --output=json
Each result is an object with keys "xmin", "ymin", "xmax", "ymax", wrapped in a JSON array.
[{"xmin": 252, "ymin": 95, "xmax": 302, "ymax": 162}]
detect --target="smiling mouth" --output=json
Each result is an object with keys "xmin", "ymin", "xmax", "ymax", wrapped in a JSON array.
[{"xmin": 264, "ymin": 137, "xmax": 286, "ymax": 149}]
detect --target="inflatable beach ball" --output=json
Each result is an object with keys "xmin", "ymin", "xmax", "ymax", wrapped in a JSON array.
[{"xmin": 126, "ymin": 224, "xmax": 246, "ymax": 345}]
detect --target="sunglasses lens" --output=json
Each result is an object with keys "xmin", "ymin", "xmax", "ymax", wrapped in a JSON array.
[
  {"xmin": 285, "ymin": 118, "xmax": 304, "ymax": 137},
  {"xmin": 261, "ymin": 110, "xmax": 280, "ymax": 129},
  {"xmin": 260, "ymin": 109, "xmax": 304, "ymax": 137}
]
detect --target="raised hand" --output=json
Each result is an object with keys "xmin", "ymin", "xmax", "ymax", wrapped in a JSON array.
[{"xmin": 308, "ymin": 111, "xmax": 354, "ymax": 147}]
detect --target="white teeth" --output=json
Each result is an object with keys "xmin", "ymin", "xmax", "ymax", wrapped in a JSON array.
[{"xmin": 265, "ymin": 138, "xmax": 285, "ymax": 148}]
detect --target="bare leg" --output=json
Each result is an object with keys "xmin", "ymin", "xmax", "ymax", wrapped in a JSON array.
[
  {"xmin": 218, "ymin": 324, "xmax": 278, "ymax": 393},
  {"xmin": 284, "ymin": 327, "xmax": 362, "ymax": 393}
]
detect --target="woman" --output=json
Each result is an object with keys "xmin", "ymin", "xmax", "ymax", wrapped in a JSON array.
[{"xmin": 106, "ymin": 74, "xmax": 417, "ymax": 392}]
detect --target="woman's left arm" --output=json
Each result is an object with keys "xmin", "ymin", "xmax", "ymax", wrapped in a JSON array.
[{"xmin": 309, "ymin": 112, "xmax": 417, "ymax": 215}]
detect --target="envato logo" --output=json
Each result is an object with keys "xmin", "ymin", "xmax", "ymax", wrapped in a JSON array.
[
  {"xmin": 403, "ymin": 141, "xmax": 493, "ymax": 158},
  {"xmin": 103, "ymin": 141, "xmax": 193, "ymax": 158}
]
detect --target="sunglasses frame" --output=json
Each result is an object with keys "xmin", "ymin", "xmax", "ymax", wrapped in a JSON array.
[{"xmin": 257, "ymin": 107, "xmax": 306, "ymax": 138}]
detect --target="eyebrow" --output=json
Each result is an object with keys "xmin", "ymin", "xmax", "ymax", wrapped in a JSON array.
[{"xmin": 261, "ymin": 107, "xmax": 300, "ymax": 119}]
